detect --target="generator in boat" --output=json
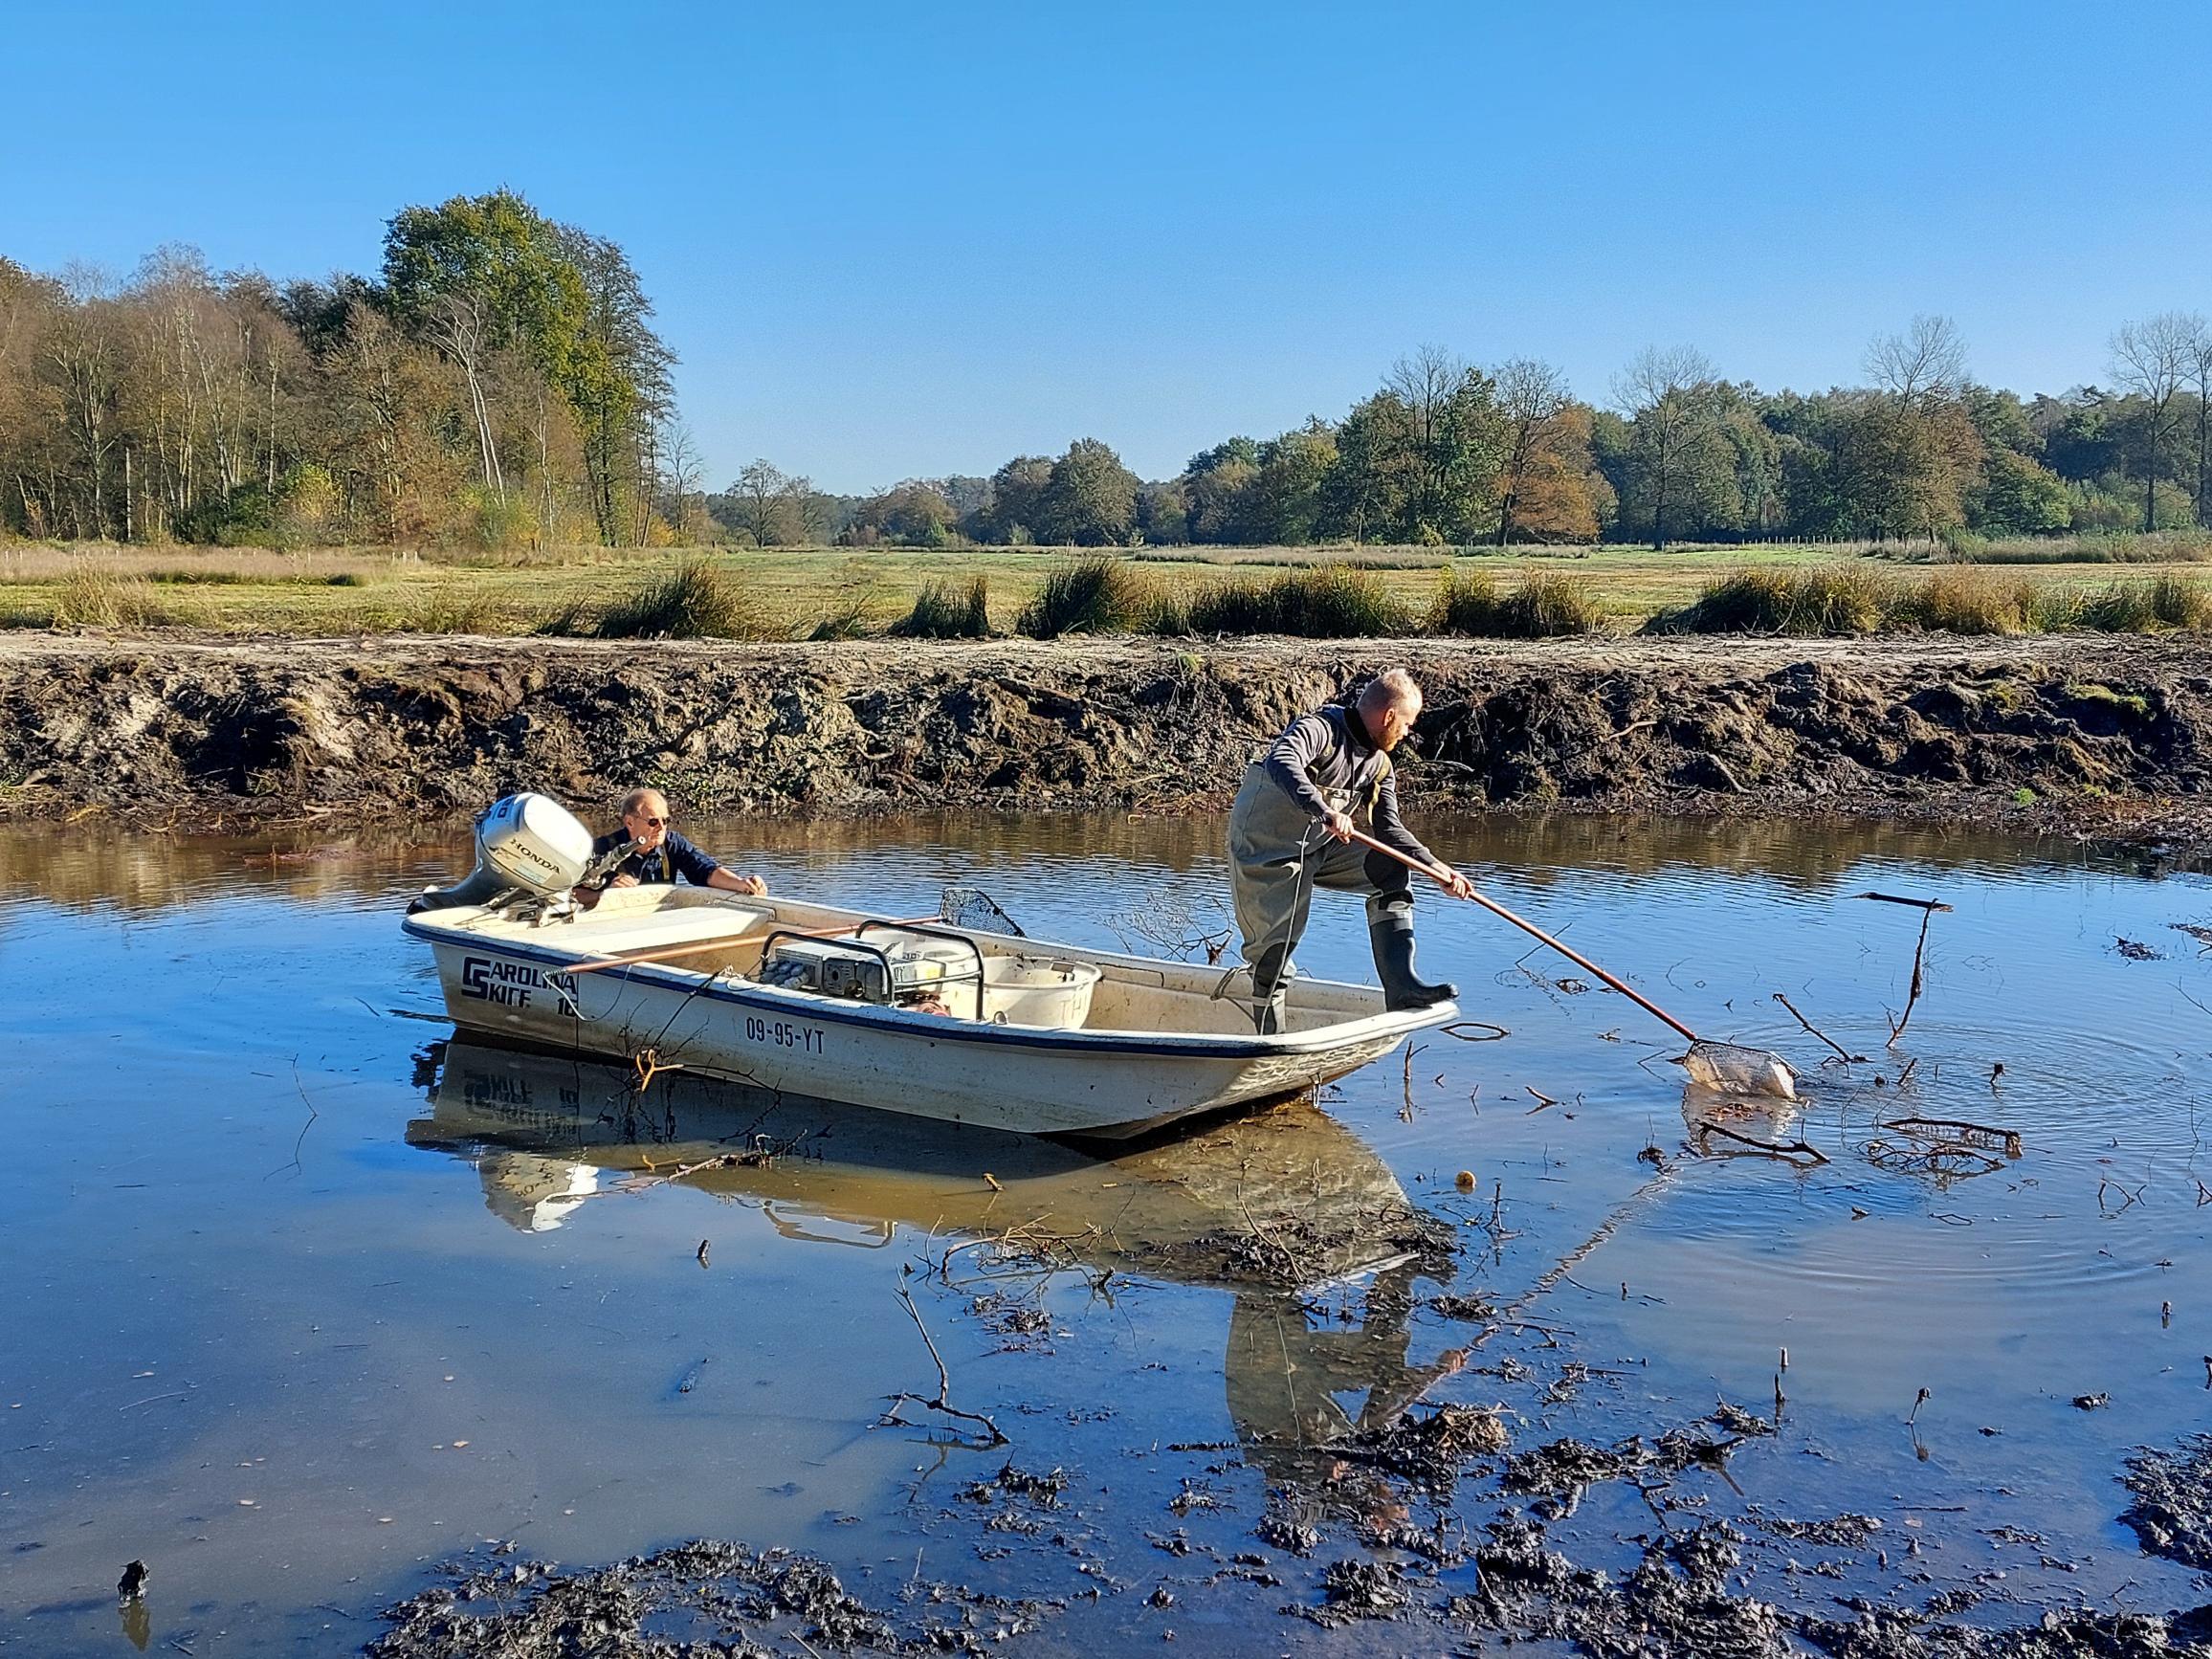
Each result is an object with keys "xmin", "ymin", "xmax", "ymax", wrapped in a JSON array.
[{"xmin": 402, "ymin": 793, "xmax": 1458, "ymax": 1138}]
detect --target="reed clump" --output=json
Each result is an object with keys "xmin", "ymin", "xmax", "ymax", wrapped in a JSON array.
[
  {"xmin": 1182, "ymin": 563, "xmax": 1414, "ymax": 637},
  {"xmin": 591, "ymin": 560, "xmax": 775, "ymax": 640},
  {"xmin": 1648, "ymin": 565, "xmax": 1891, "ymax": 635},
  {"xmin": 1018, "ymin": 556, "xmax": 1159, "ymax": 637},
  {"xmin": 2070, "ymin": 572, "xmax": 2212, "ymax": 632},
  {"xmin": 892, "ymin": 576, "xmax": 993, "ymax": 638},
  {"xmin": 1887, "ymin": 567, "xmax": 2039, "ymax": 634},
  {"xmin": 48, "ymin": 568, "xmax": 192, "ymax": 629},
  {"xmin": 1428, "ymin": 567, "xmax": 1603, "ymax": 636}
]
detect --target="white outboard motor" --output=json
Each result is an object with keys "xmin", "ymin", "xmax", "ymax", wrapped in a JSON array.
[{"xmin": 409, "ymin": 793, "xmax": 597, "ymax": 914}]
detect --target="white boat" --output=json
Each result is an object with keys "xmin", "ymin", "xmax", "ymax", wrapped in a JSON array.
[{"xmin": 403, "ymin": 883, "xmax": 1455, "ymax": 1138}]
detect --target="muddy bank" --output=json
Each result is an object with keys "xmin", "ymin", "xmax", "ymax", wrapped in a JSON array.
[{"xmin": 2, "ymin": 631, "xmax": 2209, "ymax": 842}]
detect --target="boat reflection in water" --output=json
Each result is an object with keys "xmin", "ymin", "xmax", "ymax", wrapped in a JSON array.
[{"xmin": 411, "ymin": 1038, "xmax": 1464, "ymax": 1512}]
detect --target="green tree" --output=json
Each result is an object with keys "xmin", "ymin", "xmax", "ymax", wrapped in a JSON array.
[
  {"xmin": 1036, "ymin": 437, "xmax": 1139, "ymax": 545},
  {"xmin": 975, "ymin": 454, "xmax": 1052, "ymax": 543},
  {"xmin": 382, "ymin": 189, "xmax": 586, "ymax": 501},
  {"xmin": 1967, "ymin": 447, "xmax": 2071, "ymax": 534}
]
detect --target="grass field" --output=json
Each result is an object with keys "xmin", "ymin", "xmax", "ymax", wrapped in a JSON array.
[{"xmin": 2, "ymin": 536, "xmax": 2208, "ymax": 636}]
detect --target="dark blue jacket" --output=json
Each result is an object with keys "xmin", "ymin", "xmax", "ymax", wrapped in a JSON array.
[{"xmin": 590, "ymin": 830, "xmax": 722, "ymax": 887}]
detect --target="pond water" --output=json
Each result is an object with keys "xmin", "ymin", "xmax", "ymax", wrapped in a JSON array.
[{"xmin": 2, "ymin": 813, "xmax": 2209, "ymax": 1654}]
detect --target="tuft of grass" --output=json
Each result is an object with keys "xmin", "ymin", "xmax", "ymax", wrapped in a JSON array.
[
  {"xmin": 1648, "ymin": 566, "xmax": 1891, "ymax": 635},
  {"xmin": 892, "ymin": 576, "xmax": 993, "ymax": 638},
  {"xmin": 807, "ymin": 595, "xmax": 874, "ymax": 641},
  {"xmin": 1019, "ymin": 556, "xmax": 1158, "ymax": 637},
  {"xmin": 1890, "ymin": 567, "xmax": 2038, "ymax": 634},
  {"xmin": 2070, "ymin": 572, "xmax": 2212, "ymax": 632},
  {"xmin": 402, "ymin": 587, "xmax": 520, "ymax": 634},
  {"xmin": 1183, "ymin": 563, "xmax": 1414, "ymax": 637},
  {"xmin": 1498, "ymin": 571, "xmax": 1604, "ymax": 637},
  {"xmin": 593, "ymin": 560, "xmax": 775, "ymax": 640},
  {"xmin": 1432, "ymin": 567, "xmax": 1604, "ymax": 637},
  {"xmin": 49, "ymin": 568, "xmax": 190, "ymax": 629}
]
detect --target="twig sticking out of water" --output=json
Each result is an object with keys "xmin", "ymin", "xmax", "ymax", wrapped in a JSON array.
[
  {"xmin": 631, "ymin": 1048, "xmax": 684, "ymax": 1092},
  {"xmin": 1693, "ymin": 1119, "xmax": 1829, "ymax": 1166},
  {"xmin": 880, "ymin": 1271, "xmax": 1006, "ymax": 1448},
  {"xmin": 1770, "ymin": 993, "xmax": 1865, "ymax": 1063},
  {"xmin": 1907, "ymin": 1385, "xmax": 1931, "ymax": 1427},
  {"xmin": 1856, "ymin": 892, "xmax": 1951, "ymax": 1045}
]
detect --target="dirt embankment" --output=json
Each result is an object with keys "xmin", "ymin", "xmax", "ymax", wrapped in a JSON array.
[{"xmin": 2, "ymin": 631, "xmax": 2209, "ymax": 841}]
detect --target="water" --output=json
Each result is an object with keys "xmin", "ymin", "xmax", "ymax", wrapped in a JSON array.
[{"xmin": 3, "ymin": 814, "xmax": 2209, "ymax": 1653}]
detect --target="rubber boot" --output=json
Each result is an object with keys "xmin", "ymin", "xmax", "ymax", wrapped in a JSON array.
[
  {"xmin": 1250, "ymin": 943, "xmax": 1292, "ymax": 1036},
  {"xmin": 1370, "ymin": 916, "xmax": 1456, "ymax": 1011}
]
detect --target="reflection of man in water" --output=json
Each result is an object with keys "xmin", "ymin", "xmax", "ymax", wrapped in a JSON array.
[
  {"xmin": 476, "ymin": 1152, "xmax": 598, "ymax": 1231},
  {"xmin": 1224, "ymin": 1260, "xmax": 1465, "ymax": 1523},
  {"xmin": 576, "ymin": 786, "xmax": 766, "ymax": 909}
]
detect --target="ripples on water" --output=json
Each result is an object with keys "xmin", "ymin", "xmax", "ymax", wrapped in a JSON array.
[{"xmin": 1, "ymin": 813, "xmax": 2208, "ymax": 1653}]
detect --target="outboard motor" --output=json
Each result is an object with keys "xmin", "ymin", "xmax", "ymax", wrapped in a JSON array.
[{"xmin": 409, "ymin": 793, "xmax": 597, "ymax": 915}]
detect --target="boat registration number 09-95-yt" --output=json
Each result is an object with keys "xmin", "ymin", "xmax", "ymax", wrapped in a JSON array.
[{"xmin": 745, "ymin": 1015, "xmax": 825, "ymax": 1055}]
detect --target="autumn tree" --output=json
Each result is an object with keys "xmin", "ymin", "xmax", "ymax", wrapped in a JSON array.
[{"xmin": 1493, "ymin": 358, "xmax": 1578, "ymax": 544}]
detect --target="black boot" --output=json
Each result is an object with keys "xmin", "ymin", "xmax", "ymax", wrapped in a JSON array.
[
  {"xmin": 1370, "ymin": 916, "xmax": 1455, "ymax": 1011},
  {"xmin": 1250, "ymin": 943, "xmax": 1292, "ymax": 1036}
]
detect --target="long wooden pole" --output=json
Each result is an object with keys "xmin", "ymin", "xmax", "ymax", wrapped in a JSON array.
[
  {"xmin": 1342, "ymin": 826, "xmax": 1703, "ymax": 1047},
  {"xmin": 563, "ymin": 913, "xmax": 939, "ymax": 978}
]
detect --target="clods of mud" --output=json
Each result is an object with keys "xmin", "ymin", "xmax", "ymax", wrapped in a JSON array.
[
  {"xmin": 2120, "ymin": 1434, "xmax": 2212, "ymax": 1573},
  {"xmin": 368, "ymin": 1539, "xmax": 1058, "ymax": 1658}
]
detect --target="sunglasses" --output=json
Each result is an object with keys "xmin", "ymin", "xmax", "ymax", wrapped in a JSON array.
[{"xmin": 632, "ymin": 814, "xmax": 669, "ymax": 828}]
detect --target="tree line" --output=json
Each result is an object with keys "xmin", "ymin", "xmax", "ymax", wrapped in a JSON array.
[
  {"xmin": 6, "ymin": 218, "xmax": 2207, "ymax": 556},
  {"xmin": 783, "ymin": 315, "xmax": 2212, "ymax": 551},
  {"xmin": 0, "ymin": 190, "xmax": 690, "ymax": 549}
]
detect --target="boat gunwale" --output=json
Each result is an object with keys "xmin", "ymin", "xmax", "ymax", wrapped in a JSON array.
[{"xmin": 399, "ymin": 911, "xmax": 1454, "ymax": 1060}]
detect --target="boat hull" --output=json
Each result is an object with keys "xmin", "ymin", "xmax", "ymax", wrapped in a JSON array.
[{"xmin": 402, "ymin": 897, "xmax": 1453, "ymax": 1138}]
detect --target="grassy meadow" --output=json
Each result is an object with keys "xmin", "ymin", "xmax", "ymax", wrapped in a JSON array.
[{"xmin": 3, "ymin": 533, "xmax": 2211, "ymax": 640}]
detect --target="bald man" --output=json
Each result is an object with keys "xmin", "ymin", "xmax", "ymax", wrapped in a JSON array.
[
  {"xmin": 575, "ymin": 786, "xmax": 765, "ymax": 909},
  {"xmin": 1228, "ymin": 670, "xmax": 1471, "ymax": 1032}
]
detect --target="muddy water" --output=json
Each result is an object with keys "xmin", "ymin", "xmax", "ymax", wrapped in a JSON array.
[{"xmin": 2, "ymin": 814, "xmax": 2209, "ymax": 1654}]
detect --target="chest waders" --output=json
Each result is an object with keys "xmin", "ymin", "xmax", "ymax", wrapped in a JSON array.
[{"xmin": 1227, "ymin": 746, "xmax": 1453, "ymax": 1034}]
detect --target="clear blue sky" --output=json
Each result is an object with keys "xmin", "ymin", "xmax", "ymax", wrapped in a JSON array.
[{"xmin": 7, "ymin": 0, "xmax": 2210, "ymax": 494}]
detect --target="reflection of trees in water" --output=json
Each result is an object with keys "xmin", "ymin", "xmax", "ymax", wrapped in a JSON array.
[{"xmin": 0, "ymin": 807, "xmax": 2100, "ymax": 916}]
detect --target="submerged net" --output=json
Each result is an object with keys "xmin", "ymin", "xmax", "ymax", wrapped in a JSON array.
[{"xmin": 1677, "ymin": 1041, "xmax": 1799, "ymax": 1100}]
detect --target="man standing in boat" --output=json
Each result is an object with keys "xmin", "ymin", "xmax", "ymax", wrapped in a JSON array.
[
  {"xmin": 1229, "ymin": 670, "xmax": 1471, "ymax": 1031},
  {"xmin": 575, "ymin": 786, "xmax": 767, "ymax": 908}
]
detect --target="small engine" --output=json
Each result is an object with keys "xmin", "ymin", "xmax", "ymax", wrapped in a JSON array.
[
  {"xmin": 761, "ymin": 933, "xmax": 982, "ymax": 1012},
  {"xmin": 410, "ymin": 793, "xmax": 597, "ymax": 914}
]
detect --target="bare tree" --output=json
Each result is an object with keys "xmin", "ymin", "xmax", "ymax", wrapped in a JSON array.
[
  {"xmin": 426, "ymin": 288, "xmax": 503, "ymax": 498},
  {"xmin": 731, "ymin": 457, "xmax": 792, "ymax": 546},
  {"xmin": 2179, "ymin": 314, "xmax": 2212, "ymax": 528},
  {"xmin": 1865, "ymin": 315, "xmax": 1968, "ymax": 411},
  {"xmin": 777, "ymin": 469, "xmax": 818, "ymax": 545},
  {"xmin": 657, "ymin": 419, "xmax": 707, "ymax": 540},
  {"xmin": 1493, "ymin": 357, "xmax": 1573, "ymax": 545},
  {"xmin": 1611, "ymin": 345, "xmax": 1717, "ymax": 549},
  {"xmin": 2111, "ymin": 312, "xmax": 2196, "ymax": 532}
]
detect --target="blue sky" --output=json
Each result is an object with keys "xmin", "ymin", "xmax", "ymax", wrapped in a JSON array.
[{"xmin": 7, "ymin": 0, "xmax": 2210, "ymax": 493}]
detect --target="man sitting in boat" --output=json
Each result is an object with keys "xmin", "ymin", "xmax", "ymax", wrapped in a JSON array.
[
  {"xmin": 1228, "ymin": 669, "xmax": 1472, "ymax": 1031},
  {"xmin": 574, "ymin": 787, "xmax": 767, "ymax": 909}
]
